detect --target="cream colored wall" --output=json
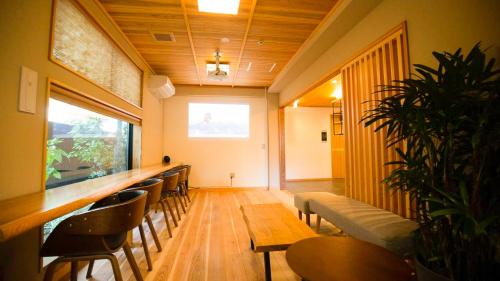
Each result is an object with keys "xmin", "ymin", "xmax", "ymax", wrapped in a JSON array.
[
  {"xmin": 279, "ymin": 0, "xmax": 500, "ymax": 106},
  {"xmin": 163, "ymin": 86, "xmax": 268, "ymax": 188},
  {"xmin": 284, "ymin": 107, "xmax": 332, "ymax": 180},
  {"xmin": 141, "ymin": 75, "xmax": 164, "ymax": 167},
  {"xmin": 0, "ymin": 1, "xmax": 163, "ymax": 280}
]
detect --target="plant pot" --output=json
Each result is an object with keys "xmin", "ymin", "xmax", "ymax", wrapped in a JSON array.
[{"xmin": 415, "ymin": 258, "xmax": 452, "ymax": 281}]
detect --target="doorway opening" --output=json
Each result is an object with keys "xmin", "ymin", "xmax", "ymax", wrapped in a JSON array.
[{"xmin": 281, "ymin": 73, "xmax": 345, "ymax": 194}]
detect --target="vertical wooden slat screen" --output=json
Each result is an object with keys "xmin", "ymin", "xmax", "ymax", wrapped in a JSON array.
[{"xmin": 341, "ymin": 25, "xmax": 412, "ymax": 218}]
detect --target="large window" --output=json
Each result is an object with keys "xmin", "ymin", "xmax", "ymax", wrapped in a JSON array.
[
  {"xmin": 188, "ymin": 103, "xmax": 250, "ymax": 138},
  {"xmin": 46, "ymin": 98, "xmax": 131, "ymax": 189}
]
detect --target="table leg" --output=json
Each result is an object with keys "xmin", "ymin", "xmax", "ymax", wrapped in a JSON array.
[
  {"xmin": 264, "ymin": 252, "xmax": 271, "ymax": 281},
  {"xmin": 250, "ymin": 239, "xmax": 254, "ymax": 251}
]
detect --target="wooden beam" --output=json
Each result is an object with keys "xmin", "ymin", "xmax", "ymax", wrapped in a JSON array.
[
  {"xmin": 180, "ymin": 0, "xmax": 202, "ymax": 86},
  {"xmin": 232, "ymin": 0, "xmax": 258, "ymax": 87}
]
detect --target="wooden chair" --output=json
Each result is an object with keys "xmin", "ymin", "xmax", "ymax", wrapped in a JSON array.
[
  {"xmin": 174, "ymin": 167, "xmax": 189, "ymax": 208},
  {"xmin": 170, "ymin": 166, "xmax": 190, "ymax": 206},
  {"xmin": 41, "ymin": 190, "xmax": 147, "ymax": 281},
  {"xmin": 157, "ymin": 171, "xmax": 184, "ymax": 221},
  {"xmin": 180, "ymin": 164, "xmax": 192, "ymax": 202},
  {"xmin": 127, "ymin": 178, "xmax": 167, "ymax": 271}
]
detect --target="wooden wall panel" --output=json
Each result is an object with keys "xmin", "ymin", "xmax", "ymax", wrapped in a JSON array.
[{"xmin": 341, "ymin": 25, "xmax": 412, "ymax": 218}]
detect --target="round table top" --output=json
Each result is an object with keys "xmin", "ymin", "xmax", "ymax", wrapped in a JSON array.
[{"xmin": 286, "ymin": 236, "xmax": 415, "ymax": 281}]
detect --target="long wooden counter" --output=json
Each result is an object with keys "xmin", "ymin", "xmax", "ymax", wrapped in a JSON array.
[{"xmin": 0, "ymin": 163, "xmax": 180, "ymax": 242}]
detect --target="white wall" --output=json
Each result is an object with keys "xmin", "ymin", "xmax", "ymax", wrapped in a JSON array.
[
  {"xmin": 163, "ymin": 88, "xmax": 268, "ymax": 188},
  {"xmin": 285, "ymin": 107, "xmax": 332, "ymax": 180}
]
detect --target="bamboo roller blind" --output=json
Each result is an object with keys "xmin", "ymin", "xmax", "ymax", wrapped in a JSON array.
[
  {"xmin": 341, "ymin": 26, "xmax": 412, "ymax": 218},
  {"xmin": 52, "ymin": 0, "xmax": 142, "ymax": 107}
]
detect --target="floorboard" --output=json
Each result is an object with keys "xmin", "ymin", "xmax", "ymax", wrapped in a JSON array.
[{"xmin": 70, "ymin": 188, "xmax": 340, "ymax": 281}]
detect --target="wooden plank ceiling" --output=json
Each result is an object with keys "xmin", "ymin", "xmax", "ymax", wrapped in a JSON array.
[
  {"xmin": 99, "ymin": 0, "xmax": 338, "ymax": 87},
  {"xmin": 296, "ymin": 73, "xmax": 341, "ymax": 107}
]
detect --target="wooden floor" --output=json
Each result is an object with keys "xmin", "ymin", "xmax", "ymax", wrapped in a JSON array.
[{"xmin": 70, "ymin": 188, "xmax": 339, "ymax": 281}]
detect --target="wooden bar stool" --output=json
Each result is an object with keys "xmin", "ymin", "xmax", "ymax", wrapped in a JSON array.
[
  {"xmin": 158, "ymin": 171, "xmax": 184, "ymax": 221},
  {"xmin": 41, "ymin": 190, "xmax": 147, "ymax": 281},
  {"xmin": 127, "ymin": 178, "xmax": 166, "ymax": 271}
]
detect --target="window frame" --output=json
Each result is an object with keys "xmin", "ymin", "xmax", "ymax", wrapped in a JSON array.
[{"xmin": 42, "ymin": 80, "xmax": 141, "ymax": 191}]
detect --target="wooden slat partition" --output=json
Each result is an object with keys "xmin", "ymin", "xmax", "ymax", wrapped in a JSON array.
[{"xmin": 341, "ymin": 25, "xmax": 412, "ymax": 218}]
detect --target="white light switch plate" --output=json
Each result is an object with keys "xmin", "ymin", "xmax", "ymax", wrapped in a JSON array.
[{"xmin": 19, "ymin": 66, "xmax": 38, "ymax": 114}]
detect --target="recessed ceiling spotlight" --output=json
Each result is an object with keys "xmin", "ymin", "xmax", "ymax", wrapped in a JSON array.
[
  {"xmin": 221, "ymin": 37, "xmax": 230, "ymax": 44},
  {"xmin": 257, "ymin": 40, "xmax": 264, "ymax": 46},
  {"xmin": 198, "ymin": 0, "xmax": 240, "ymax": 15}
]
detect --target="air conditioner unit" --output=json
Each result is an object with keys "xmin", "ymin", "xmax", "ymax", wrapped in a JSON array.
[{"xmin": 148, "ymin": 75, "xmax": 175, "ymax": 99}]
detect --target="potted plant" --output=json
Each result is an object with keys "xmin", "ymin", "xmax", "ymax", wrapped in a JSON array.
[{"xmin": 362, "ymin": 44, "xmax": 500, "ymax": 281}]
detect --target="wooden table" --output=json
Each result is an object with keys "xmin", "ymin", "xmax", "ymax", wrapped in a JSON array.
[
  {"xmin": 240, "ymin": 203, "xmax": 318, "ymax": 281},
  {"xmin": 0, "ymin": 162, "xmax": 180, "ymax": 242},
  {"xmin": 286, "ymin": 236, "xmax": 415, "ymax": 281}
]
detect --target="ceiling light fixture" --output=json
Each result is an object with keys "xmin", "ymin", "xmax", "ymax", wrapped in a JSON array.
[
  {"xmin": 246, "ymin": 62, "xmax": 252, "ymax": 72},
  {"xmin": 332, "ymin": 80, "xmax": 337, "ymax": 84},
  {"xmin": 269, "ymin": 63, "xmax": 276, "ymax": 73},
  {"xmin": 206, "ymin": 49, "xmax": 230, "ymax": 81},
  {"xmin": 198, "ymin": 0, "xmax": 240, "ymax": 15},
  {"xmin": 332, "ymin": 86, "xmax": 343, "ymax": 100},
  {"xmin": 293, "ymin": 100, "xmax": 299, "ymax": 108}
]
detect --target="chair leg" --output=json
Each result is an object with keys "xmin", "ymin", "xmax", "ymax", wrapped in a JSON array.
[
  {"xmin": 138, "ymin": 224, "xmax": 153, "ymax": 271},
  {"xmin": 123, "ymin": 241, "xmax": 144, "ymax": 281},
  {"xmin": 175, "ymin": 192, "xmax": 186, "ymax": 214},
  {"xmin": 86, "ymin": 259, "xmax": 95, "ymax": 278},
  {"xmin": 146, "ymin": 214, "xmax": 163, "ymax": 250},
  {"xmin": 184, "ymin": 181, "xmax": 191, "ymax": 202},
  {"xmin": 298, "ymin": 210, "xmax": 303, "ymax": 220},
  {"xmin": 178, "ymin": 185, "xmax": 188, "ymax": 208},
  {"xmin": 70, "ymin": 261, "xmax": 78, "ymax": 281},
  {"xmin": 159, "ymin": 202, "xmax": 173, "ymax": 238},
  {"xmin": 171, "ymin": 193, "xmax": 183, "ymax": 219},
  {"xmin": 164, "ymin": 198, "xmax": 178, "ymax": 227},
  {"xmin": 106, "ymin": 254, "xmax": 123, "ymax": 281},
  {"xmin": 316, "ymin": 215, "xmax": 322, "ymax": 233},
  {"xmin": 181, "ymin": 189, "xmax": 188, "ymax": 208},
  {"xmin": 306, "ymin": 214, "xmax": 311, "ymax": 226},
  {"xmin": 43, "ymin": 259, "xmax": 59, "ymax": 281}
]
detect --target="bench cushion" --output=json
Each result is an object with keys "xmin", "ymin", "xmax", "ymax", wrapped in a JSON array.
[
  {"xmin": 310, "ymin": 196, "xmax": 418, "ymax": 256},
  {"xmin": 294, "ymin": 192, "xmax": 338, "ymax": 214}
]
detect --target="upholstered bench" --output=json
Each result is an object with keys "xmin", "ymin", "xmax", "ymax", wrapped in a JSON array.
[
  {"xmin": 293, "ymin": 192, "xmax": 338, "ymax": 225},
  {"xmin": 309, "ymin": 196, "xmax": 418, "ymax": 256}
]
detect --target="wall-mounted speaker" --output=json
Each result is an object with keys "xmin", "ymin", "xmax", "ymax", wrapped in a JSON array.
[{"xmin": 163, "ymin": 156, "xmax": 171, "ymax": 163}]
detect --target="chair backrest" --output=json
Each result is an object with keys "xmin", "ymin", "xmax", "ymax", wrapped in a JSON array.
[
  {"xmin": 158, "ymin": 171, "xmax": 179, "ymax": 192},
  {"xmin": 128, "ymin": 178, "xmax": 163, "ymax": 210},
  {"xmin": 175, "ymin": 168, "xmax": 187, "ymax": 184},
  {"xmin": 185, "ymin": 165, "xmax": 191, "ymax": 178},
  {"xmin": 61, "ymin": 190, "xmax": 147, "ymax": 236}
]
